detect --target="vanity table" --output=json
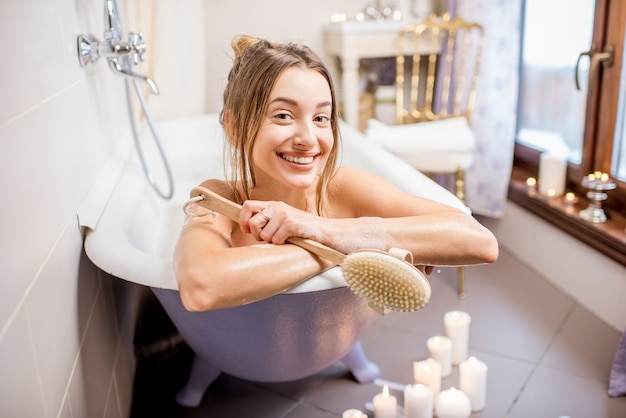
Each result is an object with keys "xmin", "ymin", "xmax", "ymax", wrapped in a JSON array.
[{"xmin": 323, "ymin": 19, "xmax": 435, "ymax": 128}]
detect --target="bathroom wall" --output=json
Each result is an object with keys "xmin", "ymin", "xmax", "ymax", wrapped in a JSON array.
[
  {"xmin": 0, "ymin": 1, "xmax": 143, "ymax": 416},
  {"xmin": 140, "ymin": 0, "xmax": 435, "ymax": 118}
]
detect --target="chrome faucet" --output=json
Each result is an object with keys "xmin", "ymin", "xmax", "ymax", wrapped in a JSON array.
[{"xmin": 77, "ymin": 0, "xmax": 159, "ymax": 95}]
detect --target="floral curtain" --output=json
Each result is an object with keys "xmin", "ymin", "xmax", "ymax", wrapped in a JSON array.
[{"xmin": 450, "ymin": 0, "xmax": 523, "ymax": 217}]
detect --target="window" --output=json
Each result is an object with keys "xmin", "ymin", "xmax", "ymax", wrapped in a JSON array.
[{"xmin": 511, "ymin": 0, "xmax": 626, "ymax": 265}]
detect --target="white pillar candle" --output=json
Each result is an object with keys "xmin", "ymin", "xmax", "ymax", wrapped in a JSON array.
[
  {"xmin": 342, "ymin": 409, "xmax": 367, "ymax": 418},
  {"xmin": 413, "ymin": 358, "xmax": 441, "ymax": 400},
  {"xmin": 373, "ymin": 384, "xmax": 397, "ymax": 418},
  {"xmin": 426, "ymin": 336, "xmax": 452, "ymax": 377},
  {"xmin": 444, "ymin": 311, "xmax": 471, "ymax": 365},
  {"xmin": 404, "ymin": 384, "xmax": 433, "ymax": 418},
  {"xmin": 538, "ymin": 151, "xmax": 567, "ymax": 197},
  {"xmin": 434, "ymin": 387, "xmax": 472, "ymax": 418},
  {"xmin": 459, "ymin": 356, "xmax": 488, "ymax": 411}
]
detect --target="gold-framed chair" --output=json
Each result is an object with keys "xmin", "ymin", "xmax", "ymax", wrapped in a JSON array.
[{"xmin": 366, "ymin": 13, "xmax": 485, "ymax": 298}]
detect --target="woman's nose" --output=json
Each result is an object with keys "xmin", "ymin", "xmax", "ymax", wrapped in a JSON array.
[{"xmin": 293, "ymin": 120, "xmax": 316, "ymax": 147}]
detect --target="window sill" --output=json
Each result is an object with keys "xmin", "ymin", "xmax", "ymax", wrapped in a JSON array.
[{"xmin": 508, "ymin": 167, "xmax": 626, "ymax": 267}]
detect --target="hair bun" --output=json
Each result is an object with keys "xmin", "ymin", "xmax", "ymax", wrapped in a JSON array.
[{"xmin": 232, "ymin": 35, "xmax": 262, "ymax": 59}]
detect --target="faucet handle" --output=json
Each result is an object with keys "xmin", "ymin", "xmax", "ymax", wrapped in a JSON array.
[
  {"xmin": 128, "ymin": 32, "xmax": 147, "ymax": 65},
  {"xmin": 77, "ymin": 34, "xmax": 100, "ymax": 67}
]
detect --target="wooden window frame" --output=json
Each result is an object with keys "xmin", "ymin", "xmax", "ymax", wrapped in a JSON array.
[{"xmin": 510, "ymin": 0, "xmax": 626, "ymax": 266}]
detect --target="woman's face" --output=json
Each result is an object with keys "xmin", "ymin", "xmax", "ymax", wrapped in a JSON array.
[{"xmin": 251, "ymin": 66, "xmax": 334, "ymax": 193}]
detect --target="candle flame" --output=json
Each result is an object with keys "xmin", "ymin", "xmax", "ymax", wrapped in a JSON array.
[
  {"xmin": 594, "ymin": 170, "xmax": 602, "ymax": 178},
  {"xmin": 526, "ymin": 177, "xmax": 537, "ymax": 187},
  {"xmin": 601, "ymin": 173, "xmax": 609, "ymax": 182},
  {"xmin": 469, "ymin": 356, "xmax": 478, "ymax": 364},
  {"xmin": 588, "ymin": 173, "xmax": 596, "ymax": 181},
  {"xmin": 382, "ymin": 384, "xmax": 389, "ymax": 397}
]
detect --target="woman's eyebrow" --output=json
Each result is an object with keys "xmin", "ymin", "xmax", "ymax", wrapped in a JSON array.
[{"xmin": 269, "ymin": 97, "xmax": 332, "ymax": 109}]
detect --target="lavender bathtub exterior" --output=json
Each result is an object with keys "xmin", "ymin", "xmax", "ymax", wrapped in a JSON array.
[
  {"xmin": 83, "ymin": 114, "xmax": 466, "ymax": 407},
  {"xmin": 152, "ymin": 287, "xmax": 378, "ymax": 406}
]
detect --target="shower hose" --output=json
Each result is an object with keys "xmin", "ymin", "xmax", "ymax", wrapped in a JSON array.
[{"xmin": 125, "ymin": 79, "xmax": 174, "ymax": 200}]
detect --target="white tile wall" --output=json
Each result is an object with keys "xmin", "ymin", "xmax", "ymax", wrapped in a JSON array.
[{"xmin": 0, "ymin": 0, "xmax": 139, "ymax": 416}]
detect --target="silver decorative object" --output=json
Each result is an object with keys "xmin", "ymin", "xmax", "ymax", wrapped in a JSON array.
[{"xmin": 579, "ymin": 172, "xmax": 616, "ymax": 223}]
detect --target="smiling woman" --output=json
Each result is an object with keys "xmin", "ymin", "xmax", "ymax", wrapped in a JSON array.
[
  {"xmin": 248, "ymin": 66, "xmax": 334, "ymax": 200},
  {"xmin": 173, "ymin": 34, "xmax": 498, "ymax": 313}
]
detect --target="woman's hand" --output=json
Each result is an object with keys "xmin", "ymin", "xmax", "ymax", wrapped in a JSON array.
[{"xmin": 238, "ymin": 200, "xmax": 323, "ymax": 244}]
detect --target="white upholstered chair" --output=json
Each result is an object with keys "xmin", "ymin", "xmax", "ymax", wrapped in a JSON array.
[{"xmin": 365, "ymin": 13, "xmax": 485, "ymax": 298}]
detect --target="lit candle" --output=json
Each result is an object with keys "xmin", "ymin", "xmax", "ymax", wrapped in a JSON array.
[
  {"xmin": 404, "ymin": 384, "xmax": 433, "ymax": 418},
  {"xmin": 342, "ymin": 409, "xmax": 367, "ymax": 418},
  {"xmin": 373, "ymin": 384, "xmax": 397, "ymax": 418},
  {"xmin": 444, "ymin": 311, "xmax": 471, "ymax": 365},
  {"xmin": 459, "ymin": 356, "xmax": 488, "ymax": 411},
  {"xmin": 435, "ymin": 387, "xmax": 472, "ymax": 418},
  {"xmin": 538, "ymin": 152, "xmax": 567, "ymax": 197},
  {"xmin": 564, "ymin": 192, "xmax": 578, "ymax": 204},
  {"xmin": 413, "ymin": 358, "xmax": 441, "ymax": 400},
  {"xmin": 526, "ymin": 177, "xmax": 537, "ymax": 188},
  {"xmin": 426, "ymin": 336, "xmax": 452, "ymax": 377},
  {"xmin": 601, "ymin": 172, "xmax": 610, "ymax": 182}
]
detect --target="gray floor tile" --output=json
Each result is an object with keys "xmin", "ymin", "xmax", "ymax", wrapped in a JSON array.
[
  {"xmin": 507, "ymin": 366, "xmax": 626, "ymax": 418},
  {"xmin": 541, "ymin": 304, "xmax": 623, "ymax": 382}
]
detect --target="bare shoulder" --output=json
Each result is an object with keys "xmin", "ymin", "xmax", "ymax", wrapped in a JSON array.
[
  {"xmin": 198, "ymin": 179, "xmax": 235, "ymax": 200},
  {"xmin": 329, "ymin": 166, "xmax": 463, "ymax": 217},
  {"xmin": 331, "ymin": 166, "xmax": 399, "ymax": 194},
  {"xmin": 328, "ymin": 166, "xmax": 402, "ymax": 217}
]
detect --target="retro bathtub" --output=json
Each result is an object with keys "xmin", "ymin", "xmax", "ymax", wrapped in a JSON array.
[{"xmin": 82, "ymin": 114, "xmax": 466, "ymax": 407}]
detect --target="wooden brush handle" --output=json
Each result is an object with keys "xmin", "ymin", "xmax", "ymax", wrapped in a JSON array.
[{"xmin": 189, "ymin": 186, "xmax": 347, "ymax": 265}]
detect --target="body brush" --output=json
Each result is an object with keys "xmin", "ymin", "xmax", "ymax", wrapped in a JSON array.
[{"xmin": 185, "ymin": 186, "xmax": 431, "ymax": 313}]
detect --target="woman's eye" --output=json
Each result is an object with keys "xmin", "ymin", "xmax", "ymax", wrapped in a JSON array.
[
  {"xmin": 314, "ymin": 115, "xmax": 330, "ymax": 124},
  {"xmin": 274, "ymin": 112, "xmax": 292, "ymax": 121}
]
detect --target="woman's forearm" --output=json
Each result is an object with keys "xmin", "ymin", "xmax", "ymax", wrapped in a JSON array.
[
  {"xmin": 318, "ymin": 212, "xmax": 498, "ymax": 267},
  {"xmin": 175, "ymin": 242, "xmax": 332, "ymax": 312}
]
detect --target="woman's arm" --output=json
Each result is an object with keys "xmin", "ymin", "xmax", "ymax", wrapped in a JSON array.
[
  {"xmin": 326, "ymin": 167, "xmax": 498, "ymax": 266},
  {"xmin": 239, "ymin": 167, "xmax": 498, "ymax": 267},
  {"xmin": 173, "ymin": 181, "xmax": 334, "ymax": 312}
]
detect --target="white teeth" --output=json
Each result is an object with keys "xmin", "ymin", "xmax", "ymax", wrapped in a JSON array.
[{"xmin": 281, "ymin": 154, "xmax": 314, "ymax": 164}]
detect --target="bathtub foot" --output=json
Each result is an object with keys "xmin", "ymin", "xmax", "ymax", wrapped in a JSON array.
[
  {"xmin": 175, "ymin": 355, "xmax": 221, "ymax": 407},
  {"xmin": 341, "ymin": 341, "xmax": 380, "ymax": 383}
]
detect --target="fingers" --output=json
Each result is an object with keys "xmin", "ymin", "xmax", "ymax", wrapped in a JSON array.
[
  {"xmin": 239, "ymin": 201, "xmax": 270, "ymax": 234},
  {"xmin": 248, "ymin": 209, "xmax": 273, "ymax": 240},
  {"xmin": 240, "ymin": 201, "xmax": 279, "ymax": 242},
  {"xmin": 240, "ymin": 200, "xmax": 318, "ymax": 244},
  {"xmin": 257, "ymin": 210, "xmax": 270, "ymax": 223}
]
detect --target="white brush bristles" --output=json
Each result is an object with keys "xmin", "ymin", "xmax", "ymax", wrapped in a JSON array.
[{"xmin": 342, "ymin": 251, "xmax": 431, "ymax": 312}]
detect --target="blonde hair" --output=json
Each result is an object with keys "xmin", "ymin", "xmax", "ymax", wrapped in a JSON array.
[{"xmin": 220, "ymin": 35, "xmax": 340, "ymax": 216}]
